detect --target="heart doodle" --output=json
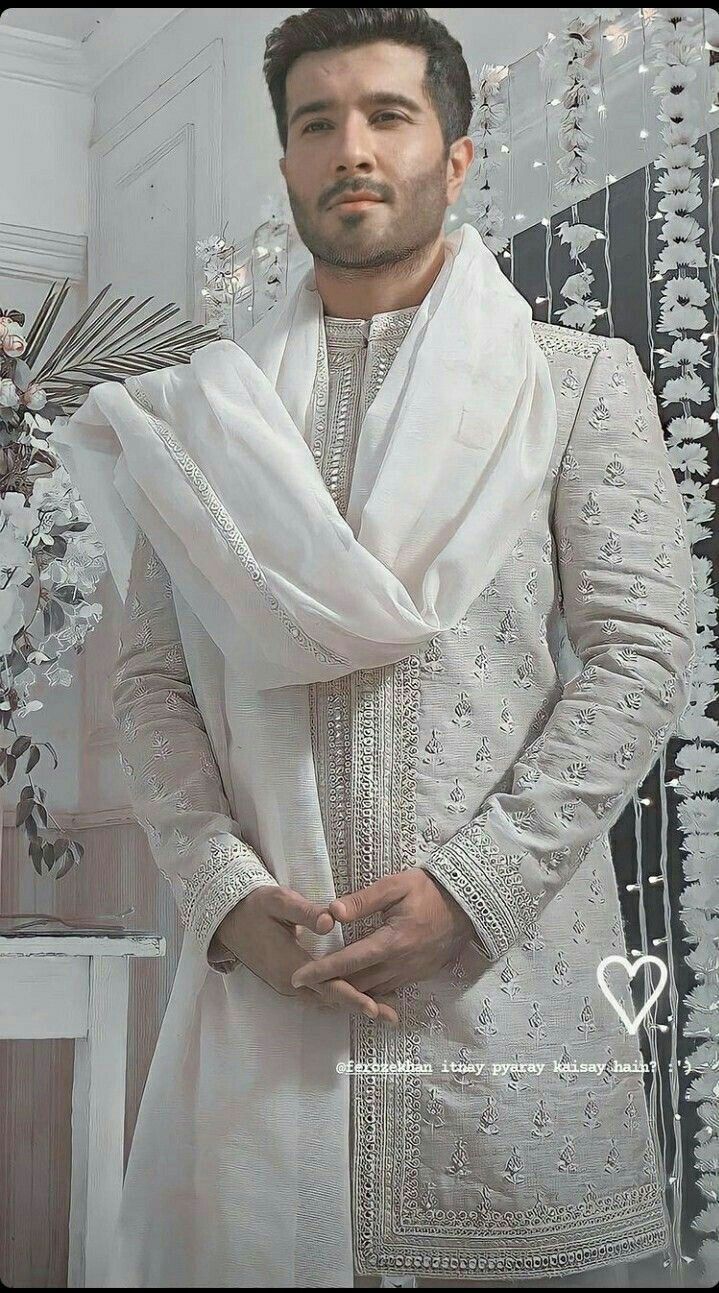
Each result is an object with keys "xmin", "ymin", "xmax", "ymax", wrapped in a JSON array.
[{"xmin": 596, "ymin": 954, "xmax": 668, "ymax": 1035}]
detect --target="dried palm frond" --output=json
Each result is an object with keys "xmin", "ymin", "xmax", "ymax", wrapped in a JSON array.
[{"xmin": 25, "ymin": 279, "xmax": 220, "ymax": 412}]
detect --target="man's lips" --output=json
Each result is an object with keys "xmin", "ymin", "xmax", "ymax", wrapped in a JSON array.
[{"xmin": 331, "ymin": 195, "xmax": 384, "ymax": 209}]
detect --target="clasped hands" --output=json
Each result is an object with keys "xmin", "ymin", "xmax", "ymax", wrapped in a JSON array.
[{"xmin": 217, "ymin": 868, "xmax": 476, "ymax": 1029}]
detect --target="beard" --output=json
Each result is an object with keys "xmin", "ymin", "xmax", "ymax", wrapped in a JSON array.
[{"xmin": 285, "ymin": 152, "xmax": 449, "ymax": 272}]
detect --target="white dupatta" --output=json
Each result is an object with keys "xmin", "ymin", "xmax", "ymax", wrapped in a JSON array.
[{"xmin": 51, "ymin": 222, "xmax": 558, "ymax": 1287}]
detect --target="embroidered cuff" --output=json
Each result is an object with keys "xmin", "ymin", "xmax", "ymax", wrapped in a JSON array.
[
  {"xmin": 416, "ymin": 819, "xmax": 542, "ymax": 962},
  {"xmin": 176, "ymin": 833, "xmax": 279, "ymax": 974}
]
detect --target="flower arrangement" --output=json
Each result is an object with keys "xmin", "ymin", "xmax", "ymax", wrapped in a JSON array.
[{"xmin": 0, "ymin": 279, "xmax": 218, "ymax": 878}]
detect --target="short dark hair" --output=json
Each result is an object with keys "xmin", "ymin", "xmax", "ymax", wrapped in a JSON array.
[{"xmin": 263, "ymin": 7, "xmax": 473, "ymax": 155}]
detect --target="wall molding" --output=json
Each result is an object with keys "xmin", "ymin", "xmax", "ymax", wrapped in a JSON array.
[
  {"xmin": 0, "ymin": 11, "xmax": 185, "ymax": 94},
  {"xmin": 0, "ymin": 24, "xmax": 88, "ymax": 94},
  {"xmin": 0, "ymin": 222, "xmax": 86, "ymax": 284}
]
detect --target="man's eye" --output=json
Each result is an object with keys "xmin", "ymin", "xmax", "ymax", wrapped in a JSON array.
[{"xmin": 303, "ymin": 112, "xmax": 404, "ymax": 134}]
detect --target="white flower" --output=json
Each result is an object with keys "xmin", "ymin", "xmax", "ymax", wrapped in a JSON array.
[
  {"xmin": 659, "ymin": 301, "xmax": 707, "ymax": 332},
  {"xmin": 195, "ymin": 235, "xmax": 224, "ymax": 265},
  {"xmin": 661, "ymin": 277, "xmax": 709, "ymax": 310},
  {"xmin": 0, "ymin": 491, "xmax": 40, "ymax": 537},
  {"xmin": 475, "ymin": 63, "xmax": 507, "ymax": 98},
  {"xmin": 556, "ymin": 221, "xmax": 602, "ymax": 257},
  {"xmin": 658, "ymin": 188, "xmax": 702, "ymax": 215},
  {"xmin": 660, "ymin": 373, "xmax": 711, "ymax": 405},
  {"xmin": 657, "ymin": 143, "xmax": 704, "ymax": 171},
  {"xmin": 653, "ymin": 64, "xmax": 698, "ymax": 96},
  {"xmin": 662, "ymin": 118, "xmax": 701, "ymax": 149},
  {"xmin": 562, "ymin": 269, "xmax": 595, "ymax": 303},
  {"xmin": 666, "ymin": 415, "xmax": 712, "ymax": 443},
  {"xmin": 0, "ymin": 378, "xmax": 20, "ymax": 408},
  {"xmin": 1, "ymin": 323, "xmax": 26, "ymax": 357},
  {"xmin": 659, "ymin": 339, "xmax": 709, "ymax": 369},
  {"xmin": 667, "ymin": 440, "xmax": 708, "ymax": 475},
  {"xmin": 660, "ymin": 212, "xmax": 704, "ymax": 245},
  {"xmin": 556, "ymin": 300, "xmax": 601, "ymax": 330},
  {"xmin": 0, "ymin": 522, "xmax": 31, "ymax": 579},
  {"xmin": 654, "ymin": 243, "xmax": 707, "ymax": 274},
  {"xmin": 657, "ymin": 90, "xmax": 696, "ymax": 122},
  {"xmin": 655, "ymin": 166, "xmax": 695, "ymax": 195},
  {"xmin": 22, "ymin": 383, "xmax": 47, "ymax": 411}
]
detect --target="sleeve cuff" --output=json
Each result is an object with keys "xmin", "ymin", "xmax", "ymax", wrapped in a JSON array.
[
  {"xmin": 176, "ymin": 834, "xmax": 279, "ymax": 974},
  {"xmin": 415, "ymin": 819, "xmax": 542, "ymax": 962}
]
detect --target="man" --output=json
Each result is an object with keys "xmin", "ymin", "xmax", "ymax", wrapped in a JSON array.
[{"xmin": 53, "ymin": 8, "xmax": 697, "ymax": 1290}]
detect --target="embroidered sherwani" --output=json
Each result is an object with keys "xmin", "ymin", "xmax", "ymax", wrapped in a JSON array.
[{"xmin": 112, "ymin": 305, "xmax": 697, "ymax": 1283}]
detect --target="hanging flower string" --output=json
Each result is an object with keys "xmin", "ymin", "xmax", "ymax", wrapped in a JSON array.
[
  {"xmin": 646, "ymin": 7, "xmax": 719, "ymax": 1286},
  {"xmin": 463, "ymin": 63, "xmax": 510, "ymax": 257},
  {"xmin": 539, "ymin": 11, "xmax": 619, "ymax": 331}
]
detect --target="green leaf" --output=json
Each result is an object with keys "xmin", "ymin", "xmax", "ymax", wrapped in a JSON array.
[
  {"xmin": 16, "ymin": 799, "xmax": 34, "ymax": 825},
  {"xmin": 11, "ymin": 735, "xmax": 31, "ymax": 758},
  {"xmin": 26, "ymin": 746, "xmax": 40, "ymax": 773},
  {"xmin": 55, "ymin": 853, "xmax": 76, "ymax": 880},
  {"xmin": 54, "ymin": 586, "xmax": 84, "ymax": 606}
]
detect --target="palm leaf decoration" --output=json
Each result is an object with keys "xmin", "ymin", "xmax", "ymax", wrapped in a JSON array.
[{"xmin": 24, "ymin": 278, "xmax": 221, "ymax": 413}]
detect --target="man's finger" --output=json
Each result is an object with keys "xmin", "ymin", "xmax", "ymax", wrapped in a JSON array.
[
  {"xmin": 268, "ymin": 886, "xmax": 336, "ymax": 934},
  {"xmin": 327, "ymin": 877, "xmax": 401, "ymax": 924},
  {"xmin": 347, "ymin": 966, "xmax": 406, "ymax": 993},
  {"xmin": 371, "ymin": 995, "xmax": 400, "ymax": 1028},
  {"xmin": 284, "ymin": 942, "xmax": 382, "ymax": 1019},
  {"xmin": 290, "ymin": 927, "xmax": 397, "ymax": 989}
]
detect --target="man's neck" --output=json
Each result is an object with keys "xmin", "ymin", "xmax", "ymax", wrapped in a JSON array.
[{"xmin": 314, "ymin": 235, "xmax": 446, "ymax": 320}]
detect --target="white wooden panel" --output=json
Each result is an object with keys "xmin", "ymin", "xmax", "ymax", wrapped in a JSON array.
[
  {"xmin": 0, "ymin": 956, "xmax": 88, "ymax": 1038},
  {"xmin": 89, "ymin": 39, "xmax": 222, "ymax": 317}
]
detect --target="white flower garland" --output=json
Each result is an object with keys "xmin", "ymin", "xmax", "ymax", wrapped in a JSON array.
[
  {"xmin": 463, "ymin": 63, "xmax": 510, "ymax": 256},
  {"xmin": 645, "ymin": 7, "xmax": 719, "ymax": 1284},
  {"xmin": 538, "ymin": 11, "xmax": 619, "ymax": 331}
]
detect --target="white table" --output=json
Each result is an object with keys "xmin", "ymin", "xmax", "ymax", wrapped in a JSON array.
[{"xmin": 0, "ymin": 932, "xmax": 165, "ymax": 1287}]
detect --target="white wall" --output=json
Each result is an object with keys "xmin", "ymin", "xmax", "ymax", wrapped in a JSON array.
[{"xmin": 0, "ymin": 79, "xmax": 91, "ymax": 232}]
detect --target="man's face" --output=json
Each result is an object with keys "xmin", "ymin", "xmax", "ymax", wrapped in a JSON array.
[{"xmin": 278, "ymin": 41, "xmax": 456, "ymax": 270}]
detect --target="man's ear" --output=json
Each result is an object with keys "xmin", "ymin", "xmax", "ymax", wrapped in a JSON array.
[{"xmin": 279, "ymin": 155, "xmax": 286, "ymax": 180}]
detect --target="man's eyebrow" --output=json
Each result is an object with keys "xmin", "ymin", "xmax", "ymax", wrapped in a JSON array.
[{"xmin": 288, "ymin": 91, "xmax": 424, "ymax": 129}]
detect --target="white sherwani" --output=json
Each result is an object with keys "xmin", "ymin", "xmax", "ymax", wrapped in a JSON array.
[{"xmin": 112, "ymin": 307, "xmax": 696, "ymax": 1284}]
